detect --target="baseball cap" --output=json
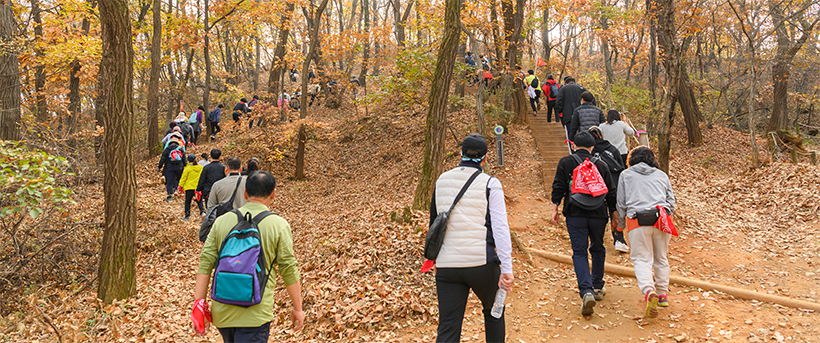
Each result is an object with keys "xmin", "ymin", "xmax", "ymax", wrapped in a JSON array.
[{"xmin": 462, "ymin": 134, "xmax": 488, "ymax": 159}]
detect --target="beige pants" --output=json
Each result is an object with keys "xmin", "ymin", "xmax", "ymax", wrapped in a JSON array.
[{"xmin": 628, "ymin": 226, "xmax": 671, "ymax": 295}]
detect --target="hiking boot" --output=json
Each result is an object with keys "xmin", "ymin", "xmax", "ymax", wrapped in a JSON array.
[
  {"xmin": 183, "ymin": 216, "xmax": 190, "ymax": 221},
  {"xmin": 658, "ymin": 294, "xmax": 669, "ymax": 307},
  {"xmin": 581, "ymin": 292, "xmax": 596, "ymax": 316},
  {"xmin": 645, "ymin": 291, "xmax": 659, "ymax": 318},
  {"xmin": 593, "ymin": 287, "xmax": 606, "ymax": 301},
  {"xmin": 166, "ymin": 195, "xmax": 173, "ymax": 202},
  {"xmin": 615, "ymin": 241, "xmax": 630, "ymax": 253}
]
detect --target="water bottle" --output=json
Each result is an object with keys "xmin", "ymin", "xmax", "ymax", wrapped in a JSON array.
[{"xmin": 490, "ymin": 285, "xmax": 506, "ymax": 318}]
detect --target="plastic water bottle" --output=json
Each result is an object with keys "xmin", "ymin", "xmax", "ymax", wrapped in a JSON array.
[{"xmin": 490, "ymin": 286, "xmax": 506, "ymax": 318}]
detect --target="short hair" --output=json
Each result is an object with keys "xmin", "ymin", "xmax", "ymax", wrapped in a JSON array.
[
  {"xmin": 187, "ymin": 154, "xmax": 196, "ymax": 163},
  {"xmin": 246, "ymin": 158, "xmax": 260, "ymax": 172},
  {"xmin": 253, "ymin": 95, "xmax": 258, "ymax": 99},
  {"xmin": 245, "ymin": 171, "xmax": 276, "ymax": 198},
  {"xmin": 527, "ymin": 69, "xmax": 534, "ymax": 75},
  {"xmin": 217, "ymin": 104, "xmax": 224, "ymax": 108},
  {"xmin": 607, "ymin": 109, "xmax": 621, "ymax": 124},
  {"xmin": 547, "ymin": 74, "xmax": 554, "ymax": 80},
  {"xmin": 565, "ymin": 76, "xmax": 575, "ymax": 83},
  {"xmin": 628, "ymin": 146, "xmax": 659, "ymax": 168},
  {"xmin": 581, "ymin": 91, "xmax": 595, "ymax": 103},
  {"xmin": 198, "ymin": 105, "xmax": 205, "ymax": 111},
  {"xmin": 225, "ymin": 156, "xmax": 242, "ymax": 171},
  {"xmin": 588, "ymin": 126, "xmax": 603, "ymax": 140},
  {"xmin": 574, "ymin": 132, "xmax": 595, "ymax": 149},
  {"xmin": 169, "ymin": 122, "xmax": 178, "ymax": 129},
  {"xmin": 201, "ymin": 153, "xmax": 208, "ymax": 159},
  {"xmin": 240, "ymin": 98, "xmax": 247, "ymax": 103},
  {"xmin": 210, "ymin": 149, "xmax": 222, "ymax": 159}
]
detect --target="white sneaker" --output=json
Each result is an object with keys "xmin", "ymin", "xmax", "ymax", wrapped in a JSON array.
[{"xmin": 615, "ymin": 241, "xmax": 630, "ymax": 253}]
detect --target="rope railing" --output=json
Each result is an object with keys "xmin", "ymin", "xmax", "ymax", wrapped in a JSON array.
[{"xmin": 768, "ymin": 131, "xmax": 818, "ymax": 165}]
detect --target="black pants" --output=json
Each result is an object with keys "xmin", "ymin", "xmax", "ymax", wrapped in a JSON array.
[
  {"xmin": 232, "ymin": 112, "xmax": 241, "ymax": 123},
  {"xmin": 529, "ymin": 90, "xmax": 541, "ymax": 112},
  {"xmin": 217, "ymin": 322, "xmax": 270, "ymax": 343},
  {"xmin": 435, "ymin": 264, "xmax": 504, "ymax": 343},
  {"xmin": 211, "ymin": 122, "xmax": 221, "ymax": 137},
  {"xmin": 164, "ymin": 166, "xmax": 184, "ymax": 195},
  {"xmin": 566, "ymin": 216, "xmax": 607, "ymax": 298},
  {"xmin": 191, "ymin": 123, "xmax": 201, "ymax": 144},
  {"xmin": 184, "ymin": 190, "xmax": 205, "ymax": 217},
  {"xmin": 546, "ymin": 100, "xmax": 557, "ymax": 122}
]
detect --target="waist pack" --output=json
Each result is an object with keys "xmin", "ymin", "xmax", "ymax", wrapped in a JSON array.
[
  {"xmin": 635, "ymin": 208, "xmax": 660, "ymax": 226},
  {"xmin": 424, "ymin": 170, "xmax": 482, "ymax": 261},
  {"xmin": 211, "ymin": 210, "xmax": 275, "ymax": 307}
]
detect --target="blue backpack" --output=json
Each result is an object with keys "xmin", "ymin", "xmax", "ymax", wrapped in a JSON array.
[
  {"xmin": 169, "ymin": 146, "xmax": 185, "ymax": 163},
  {"xmin": 211, "ymin": 210, "xmax": 275, "ymax": 307}
]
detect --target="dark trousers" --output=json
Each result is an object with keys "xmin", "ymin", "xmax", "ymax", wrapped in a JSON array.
[
  {"xmin": 217, "ymin": 322, "xmax": 270, "ymax": 343},
  {"xmin": 232, "ymin": 112, "xmax": 241, "ymax": 123},
  {"xmin": 529, "ymin": 90, "xmax": 541, "ymax": 112},
  {"xmin": 184, "ymin": 190, "xmax": 205, "ymax": 217},
  {"xmin": 211, "ymin": 122, "xmax": 221, "ymax": 137},
  {"xmin": 612, "ymin": 228, "xmax": 626, "ymax": 245},
  {"xmin": 435, "ymin": 264, "xmax": 504, "ymax": 343},
  {"xmin": 546, "ymin": 100, "xmax": 557, "ymax": 122},
  {"xmin": 565, "ymin": 216, "xmax": 607, "ymax": 298},
  {"xmin": 191, "ymin": 123, "xmax": 201, "ymax": 144},
  {"xmin": 164, "ymin": 166, "xmax": 184, "ymax": 195}
]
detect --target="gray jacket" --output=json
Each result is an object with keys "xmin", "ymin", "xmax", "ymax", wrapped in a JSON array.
[
  {"xmin": 616, "ymin": 163, "xmax": 675, "ymax": 228},
  {"xmin": 569, "ymin": 102, "xmax": 605, "ymax": 141},
  {"xmin": 207, "ymin": 173, "xmax": 247, "ymax": 210}
]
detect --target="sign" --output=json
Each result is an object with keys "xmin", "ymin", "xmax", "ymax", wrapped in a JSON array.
[{"xmin": 495, "ymin": 126, "xmax": 504, "ymax": 166}]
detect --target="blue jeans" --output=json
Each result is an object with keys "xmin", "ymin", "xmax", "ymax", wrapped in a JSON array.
[
  {"xmin": 217, "ymin": 321, "xmax": 270, "ymax": 343},
  {"xmin": 565, "ymin": 216, "xmax": 607, "ymax": 298}
]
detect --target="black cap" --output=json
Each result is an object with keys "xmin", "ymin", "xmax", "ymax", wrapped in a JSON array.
[
  {"xmin": 462, "ymin": 134, "xmax": 488, "ymax": 158},
  {"xmin": 574, "ymin": 132, "xmax": 595, "ymax": 148}
]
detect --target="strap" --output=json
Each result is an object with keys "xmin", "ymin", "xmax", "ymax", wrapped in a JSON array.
[
  {"xmin": 570, "ymin": 153, "xmax": 597, "ymax": 165},
  {"xmin": 444, "ymin": 169, "xmax": 483, "ymax": 215},
  {"xmin": 227, "ymin": 176, "xmax": 243, "ymax": 204}
]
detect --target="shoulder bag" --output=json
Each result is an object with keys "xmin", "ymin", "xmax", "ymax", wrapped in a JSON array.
[{"xmin": 424, "ymin": 170, "xmax": 482, "ymax": 261}]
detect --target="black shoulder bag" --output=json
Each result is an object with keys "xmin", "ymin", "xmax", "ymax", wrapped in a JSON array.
[{"xmin": 424, "ymin": 170, "xmax": 482, "ymax": 260}]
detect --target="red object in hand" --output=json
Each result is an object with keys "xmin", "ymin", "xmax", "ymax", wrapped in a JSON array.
[
  {"xmin": 420, "ymin": 259, "xmax": 435, "ymax": 273},
  {"xmin": 195, "ymin": 191, "xmax": 202, "ymax": 202},
  {"xmin": 178, "ymin": 186, "xmax": 184, "ymax": 194},
  {"xmin": 191, "ymin": 299, "xmax": 211, "ymax": 334},
  {"xmin": 654, "ymin": 206, "xmax": 678, "ymax": 236}
]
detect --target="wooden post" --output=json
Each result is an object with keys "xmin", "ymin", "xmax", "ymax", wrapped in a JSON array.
[
  {"xmin": 790, "ymin": 148, "xmax": 798, "ymax": 164},
  {"xmin": 811, "ymin": 151, "xmax": 817, "ymax": 166}
]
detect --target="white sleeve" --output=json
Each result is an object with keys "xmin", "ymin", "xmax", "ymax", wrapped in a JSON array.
[{"xmin": 488, "ymin": 177, "xmax": 513, "ymax": 274}]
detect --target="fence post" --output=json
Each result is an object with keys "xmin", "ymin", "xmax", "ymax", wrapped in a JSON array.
[{"xmin": 790, "ymin": 148, "xmax": 798, "ymax": 164}]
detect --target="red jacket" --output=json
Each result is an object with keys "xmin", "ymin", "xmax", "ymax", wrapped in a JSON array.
[{"xmin": 542, "ymin": 79, "xmax": 558, "ymax": 101}]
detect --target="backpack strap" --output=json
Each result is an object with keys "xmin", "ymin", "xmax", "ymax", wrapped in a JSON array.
[
  {"xmin": 250, "ymin": 210, "xmax": 277, "ymax": 280},
  {"xmin": 227, "ymin": 177, "xmax": 243, "ymax": 206}
]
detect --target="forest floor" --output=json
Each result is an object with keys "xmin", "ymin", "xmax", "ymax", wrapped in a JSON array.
[{"xmin": 2, "ymin": 102, "xmax": 819, "ymax": 343}]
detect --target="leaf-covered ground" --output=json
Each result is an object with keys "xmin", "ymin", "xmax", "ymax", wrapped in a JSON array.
[{"xmin": 2, "ymin": 107, "xmax": 818, "ymax": 342}]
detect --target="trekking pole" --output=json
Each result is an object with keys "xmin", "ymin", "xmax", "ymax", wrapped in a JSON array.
[{"xmin": 564, "ymin": 125, "xmax": 572, "ymax": 155}]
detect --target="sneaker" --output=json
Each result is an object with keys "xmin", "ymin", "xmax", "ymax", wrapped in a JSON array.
[
  {"xmin": 166, "ymin": 195, "xmax": 173, "ymax": 202},
  {"xmin": 615, "ymin": 241, "xmax": 630, "ymax": 253},
  {"xmin": 183, "ymin": 216, "xmax": 190, "ymax": 221},
  {"xmin": 658, "ymin": 294, "xmax": 669, "ymax": 307},
  {"xmin": 645, "ymin": 291, "xmax": 659, "ymax": 318},
  {"xmin": 593, "ymin": 287, "xmax": 606, "ymax": 301},
  {"xmin": 581, "ymin": 292, "xmax": 596, "ymax": 316}
]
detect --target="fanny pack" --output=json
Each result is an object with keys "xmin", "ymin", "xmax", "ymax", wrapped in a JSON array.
[{"xmin": 635, "ymin": 208, "xmax": 660, "ymax": 226}]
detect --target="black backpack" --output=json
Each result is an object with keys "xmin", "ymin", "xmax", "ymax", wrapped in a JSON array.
[
  {"xmin": 199, "ymin": 177, "xmax": 243, "ymax": 242},
  {"xmin": 208, "ymin": 109, "xmax": 218, "ymax": 122},
  {"xmin": 568, "ymin": 154, "xmax": 607, "ymax": 210},
  {"xmin": 594, "ymin": 149, "xmax": 625, "ymax": 174}
]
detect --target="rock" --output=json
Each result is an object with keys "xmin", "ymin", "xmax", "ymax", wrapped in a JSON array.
[
  {"xmin": 673, "ymin": 333, "xmax": 688, "ymax": 342},
  {"xmin": 745, "ymin": 319, "xmax": 753, "ymax": 325},
  {"xmin": 748, "ymin": 336, "xmax": 762, "ymax": 343}
]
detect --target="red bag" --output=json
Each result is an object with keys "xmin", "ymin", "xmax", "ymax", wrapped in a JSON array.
[
  {"xmin": 191, "ymin": 299, "xmax": 212, "ymax": 333},
  {"xmin": 654, "ymin": 206, "xmax": 678, "ymax": 236},
  {"xmin": 571, "ymin": 158, "xmax": 608, "ymax": 197}
]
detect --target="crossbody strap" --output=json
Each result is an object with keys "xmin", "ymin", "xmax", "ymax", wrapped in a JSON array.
[
  {"xmin": 227, "ymin": 176, "xmax": 243, "ymax": 204},
  {"xmin": 443, "ymin": 169, "xmax": 483, "ymax": 215}
]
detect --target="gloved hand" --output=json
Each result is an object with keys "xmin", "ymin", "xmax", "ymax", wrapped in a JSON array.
[
  {"xmin": 191, "ymin": 298, "xmax": 211, "ymax": 334},
  {"xmin": 178, "ymin": 186, "xmax": 184, "ymax": 194},
  {"xmin": 195, "ymin": 191, "xmax": 202, "ymax": 202}
]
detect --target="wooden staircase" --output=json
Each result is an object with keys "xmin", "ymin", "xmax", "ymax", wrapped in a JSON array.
[{"xmin": 528, "ymin": 110, "xmax": 570, "ymax": 194}]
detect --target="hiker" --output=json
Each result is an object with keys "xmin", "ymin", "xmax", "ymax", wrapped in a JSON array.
[
  {"xmin": 158, "ymin": 137, "xmax": 187, "ymax": 202},
  {"xmin": 542, "ymin": 74, "xmax": 559, "ymax": 123},
  {"xmin": 164, "ymin": 121, "xmax": 178, "ymax": 136},
  {"xmin": 193, "ymin": 170, "xmax": 303, "ymax": 340},
  {"xmin": 589, "ymin": 126, "xmax": 629, "ymax": 253},
  {"xmin": 232, "ymin": 98, "xmax": 249, "ymax": 126},
  {"xmin": 209, "ymin": 104, "xmax": 223, "ymax": 140},
  {"xmin": 198, "ymin": 153, "xmax": 210, "ymax": 167},
  {"xmin": 480, "ymin": 54, "xmax": 491, "ymax": 70},
  {"xmin": 482, "ymin": 67, "xmax": 493, "ymax": 89},
  {"xmin": 569, "ymin": 91, "xmax": 605, "ymax": 141},
  {"xmin": 241, "ymin": 157, "xmax": 260, "ymax": 176},
  {"xmin": 429, "ymin": 134, "xmax": 514, "ymax": 343},
  {"xmin": 175, "ymin": 112, "xmax": 194, "ymax": 146},
  {"xmin": 290, "ymin": 67, "xmax": 298, "ymax": 82},
  {"xmin": 465, "ymin": 52, "xmax": 478, "ymax": 86},
  {"xmin": 307, "ymin": 84, "xmax": 321, "ymax": 107},
  {"xmin": 207, "ymin": 156, "xmax": 247, "ymax": 210},
  {"xmin": 550, "ymin": 132, "xmax": 618, "ymax": 316},
  {"xmin": 161, "ymin": 125, "xmax": 184, "ymax": 146},
  {"xmin": 179, "ymin": 154, "xmax": 205, "ymax": 220},
  {"xmin": 248, "ymin": 95, "xmax": 259, "ymax": 109},
  {"xmin": 465, "ymin": 51, "xmax": 477, "ymax": 67},
  {"xmin": 524, "ymin": 70, "xmax": 541, "ymax": 116},
  {"xmin": 278, "ymin": 91, "xmax": 290, "ymax": 111},
  {"xmin": 308, "ymin": 66, "xmax": 316, "ymax": 82},
  {"xmin": 616, "ymin": 146, "xmax": 676, "ymax": 318},
  {"xmin": 247, "ymin": 96, "xmax": 260, "ymax": 129},
  {"xmin": 290, "ymin": 89, "xmax": 301, "ymax": 111},
  {"xmin": 555, "ymin": 76, "xmax": 587, "ymax": 128},
  {"xmin": 189, "ymin": 106, "xmax": 205, "ymax": 145},
  {"xmin": 196, "ymin": 149, "xmax": 226, "ymax": 207},
  {"xmin": 599, "ymin": 110, "xmax": 636, "ymax": 163}
]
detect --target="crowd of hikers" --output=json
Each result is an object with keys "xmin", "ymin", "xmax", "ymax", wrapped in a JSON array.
[{"xmin": 164, "ymin": 55, "xmax": 676, "ymax": 342}]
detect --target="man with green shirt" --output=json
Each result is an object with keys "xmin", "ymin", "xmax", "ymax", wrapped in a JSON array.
[{"xmin": 193, "ymin": 171, "xmax": 303, "ymax": 342}]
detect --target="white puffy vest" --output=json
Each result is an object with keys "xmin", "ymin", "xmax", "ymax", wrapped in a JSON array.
[{"xmin": 434, "ymin": 167, "xmax": 492, "ymax": 268}]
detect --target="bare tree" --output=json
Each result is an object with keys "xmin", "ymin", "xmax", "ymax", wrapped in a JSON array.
[
  {"xmin": 0, "ymin": 0, "xmax": 20, "ymax": 141},
  {"xmin": 147, "ymin": 0, "xmax": 162, "ymax": 156}
]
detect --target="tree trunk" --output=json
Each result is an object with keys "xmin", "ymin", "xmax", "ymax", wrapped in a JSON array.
[
  {"xmin": 411, "ymin": 0, "xmax": 461, "ymax": 210},
  {"xmin": 32, "ymin": 0, "xmax": 48, "ymax": 123},
  {"xmin": 541, "ymin": 7, "xmax": 550, "ymax": 62},
  {"xmin": 476, "ymin": 75, "xmax": 486, "ymax": 135},
  {"xmin": 358, "ymin": 0, "xmax": 370, "ymax": 88},
  {"xmin": 254, "ymin": 36, "xmax": 261, "ymax": 91},
  {"xmin": 652, "ymin": 0, "xmax": 678, "ymax": 173},
  {"xmin": 677, "ymin": 66, "xmax": 704, "ymax": 146},
  {"xmin": 0, "ymin": 0, "xmax": 20, "ymax": 140},
  {"xmin": 203, "ymin": 0, "xmax": 212, "ymax": 140},
  {"xmin": 146, "ymin": 0, "xmax": 161, "ymax": 156},
  {"xmin": 501, "ymin": 0, "xmax": 526, "ymax": 119},
  {"xmin": 296, "ymin": 0, "xmax": 330, "ymax": 181},
  {"xmin": 268, "ymin": 2, "xmax": 294, "ymax": 98},
  {"xmin": 392, "ymin": 0, "xmax": 414, "ymax": 48},
  {"xmin": 67, "ymin": 16, "xmax": 90, "ymax": 135},
  {"xmin": 97, "ymin": 0, "xmax": 138, "ymax": 305}
]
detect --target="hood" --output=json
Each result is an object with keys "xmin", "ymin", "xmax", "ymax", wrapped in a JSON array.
[
  {"xmin": 546, "ymin": 79, "xmax": 556, "ymax": 85},
  {"xmin": 594, "ymin": 139, "xmax": 613, "ymax": 150},
  {"xmin": 629, "ymin": 162, "xmax": 658, "ymax": 175}
]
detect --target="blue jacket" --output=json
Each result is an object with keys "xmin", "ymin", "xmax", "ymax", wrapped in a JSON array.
[{"xmin": 210, "ymin": 108, "xmax": 222, "ymax": 123}]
